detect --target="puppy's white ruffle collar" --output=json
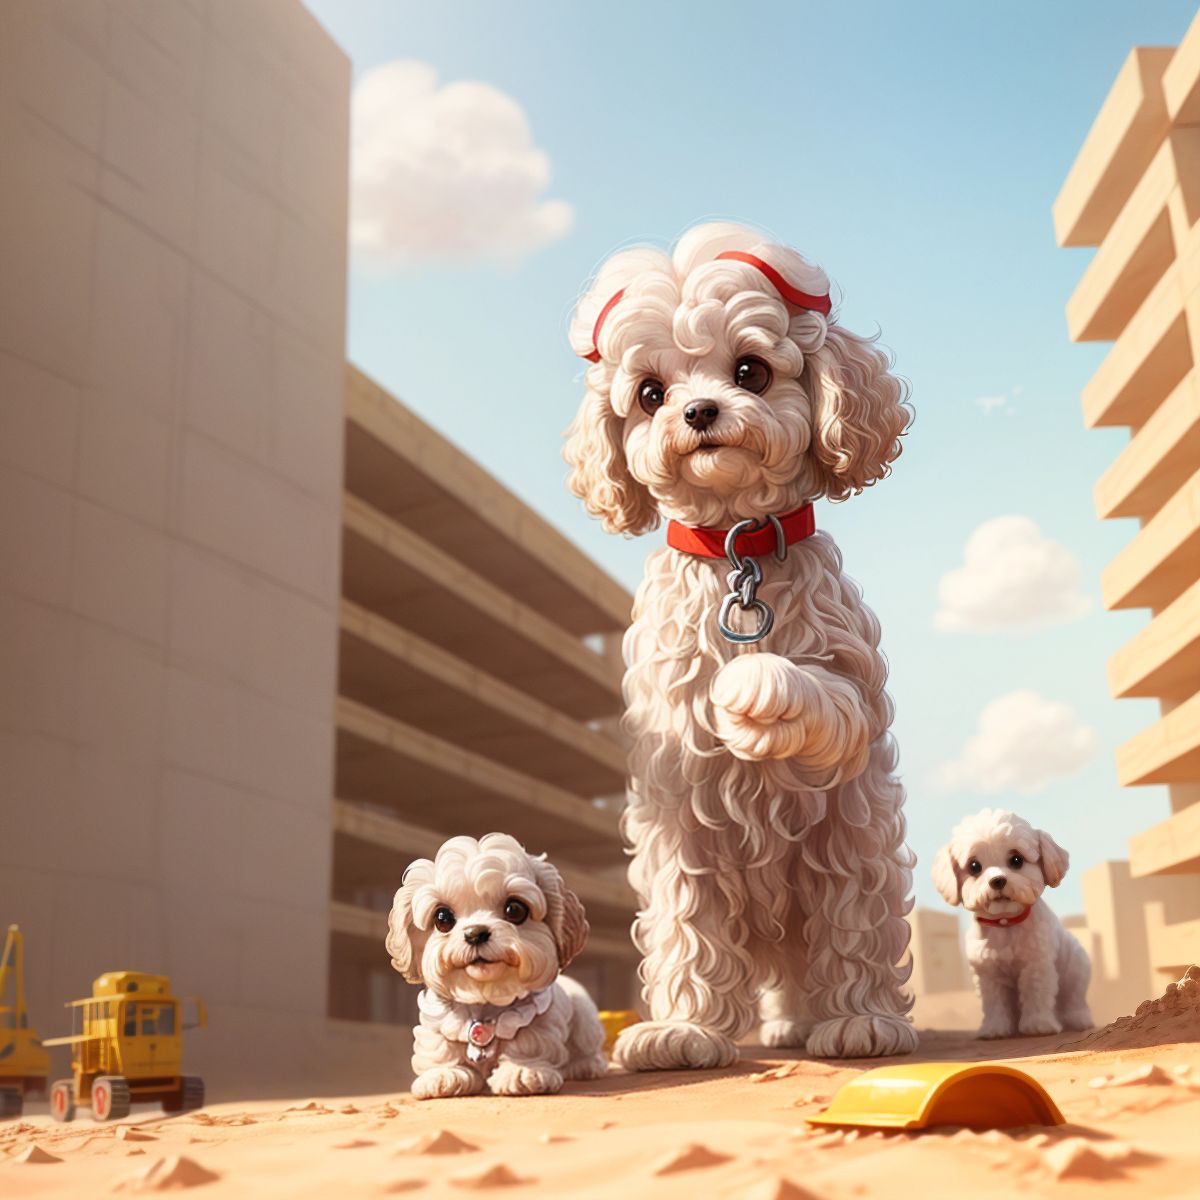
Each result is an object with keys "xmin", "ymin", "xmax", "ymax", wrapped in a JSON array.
[{"xmin": 418, "ymin": 986, "xmax": 554, "ymax": 1065}]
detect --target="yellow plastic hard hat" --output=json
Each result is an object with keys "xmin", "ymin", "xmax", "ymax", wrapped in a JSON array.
[{"xmin": 806, "ymin": 1062, "xmax": 1065, "ymax": 1131}]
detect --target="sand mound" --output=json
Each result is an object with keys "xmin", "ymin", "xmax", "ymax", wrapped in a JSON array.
[
  {"xmin": 448, "ymin": 1163, "xmax": 528, "ymax": 1189},
  {"xmin": 118, "ymin": 1155, "xmax": 221, "ymax": 1191},
  {"xmin": 744, "ymin": 1178, "xmax": 825, "ymax": 1200},
  {"xmin": 14, "ymin": 1143, "xmax": 62, "ymax": 1164},
  {"xmin": 651, "ymin": 1143, "xmax": 733, "ymax": 1175},
  {"xmin": 1067, "ymin": 966, "xmax": 1200, "ymax": 1051},
  {"xmin": 396, "ymin": 1129, "xmax": 479, "ymax": 1156}
]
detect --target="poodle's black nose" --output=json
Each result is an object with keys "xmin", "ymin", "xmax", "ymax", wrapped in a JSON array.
[
  {"xmin": 462, "ymin": 924, "xmax": 491, "ymax": 945},
  {"xmin": 989, "ymin": 875, "xmax": 1007, "ymax": 891},
  {"xmin": 684, "ymin": 402, "xmax": 719, "ymax": 431}
]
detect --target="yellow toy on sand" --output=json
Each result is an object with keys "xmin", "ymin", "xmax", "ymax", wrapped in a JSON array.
[
  {"xmin": 808, "ymin": 1062, "xmax": 1065, "ymax": 1132},
  {"xmin": 0, "ymin": 925, "xmax": 50, "ymax": 1118},
  {"xmin": 43, "ymin": 970, "xmax": 207, "ymax": 1121}
]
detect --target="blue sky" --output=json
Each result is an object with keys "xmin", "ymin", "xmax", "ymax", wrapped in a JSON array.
[{"xmin": 306, "ymin": 0, "xmax": 1198, "ymax": 914}]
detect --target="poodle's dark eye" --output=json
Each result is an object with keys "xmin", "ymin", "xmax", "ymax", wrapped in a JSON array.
[
  {"xmin": 733, "ymin": 357, "xmax": 772, "ymax": 395},
  {"xmin": 433, "ymin": 906, "xmax": 456, "ymax": 933},
  {"xmin": 967, "ymin": 859, "xmax": 983, "ymax": 876},
  {"xmin": 638, "ymin": 378, "xmax": 666, "ymax": 416},
  {"xmin": 503, "ymin": 897, "xmax": 530, "ymax": 926},
  {"xmin": 1008, "ymin": 854, "xmax": 1024, "ymax": 870}
]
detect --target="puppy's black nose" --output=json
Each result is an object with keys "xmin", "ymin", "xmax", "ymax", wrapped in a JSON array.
[
  {"xmin": 989, "ymin": 876, "xmax": 1007, "ymax": 891},
  {"xmin": 684, "ymin": 402, "xmax": 719, "ymax": 431},
  {"xmin": 462, "ymin": 924, "xmax": 491, "ymax": 946}
]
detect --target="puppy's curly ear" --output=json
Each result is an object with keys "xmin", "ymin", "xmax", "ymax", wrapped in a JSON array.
[
  {"xmin": 563, "ymin": 387, "xmax": 658, "ymax": 536},
  {"xmin": 805, "ymin": 324, "xmax": 912, "ymax": 500},
  {"xmin": 535, "ymin": 859, "xmax": 590, "ymax": 970},
  {"xmin": 931, "ymin": 843, "xmax": 962, "ymax": 906},
  {"xmin": 1037, "ymin": 829, "xmax": 1070, "ymax": 888},
  {"xmin": 385, "ymin": 861, "xmax": 430, "ymax": 984}
]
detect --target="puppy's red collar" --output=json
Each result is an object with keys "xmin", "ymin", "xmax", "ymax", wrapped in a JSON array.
[
  {"xmin": 667, "ymin": 504, "xmax": 815, "ymax": 559},
  {"xmin": 976, "ymin": 905, "xmax": 1034, "ymax": 928}
]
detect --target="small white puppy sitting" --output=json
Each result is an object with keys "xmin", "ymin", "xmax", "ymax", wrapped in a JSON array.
[
  {"xmin": 932, "ymin": 808, "xmax": 1093, "ymax": 1039},
  {"xmin": 386, "ymin": 833, "xmax": 607, "ymax": 1099}
]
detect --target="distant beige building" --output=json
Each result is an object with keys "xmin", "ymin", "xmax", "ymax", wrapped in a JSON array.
[
  {"xmin": 0, "ymin": 1, "xmax": 632, "ymax": 1098},
  {"xmin": 1054, "ymin": 15, "xmax": 1200, "ymax": 985},
  {"xmin": 906, "ymin": 908, "xmax": 968, "ymax": 997}
]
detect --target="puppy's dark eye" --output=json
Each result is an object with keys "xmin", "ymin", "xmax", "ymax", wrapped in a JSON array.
[
  {"xmin": 1008, "ymin": 854, "xmax": 1024, "ymax": 870},
  {"xmin": 433, "ymin": 906, "xmax": 456, "ymax": 933},
  {"xmin": 967, "ymin": 859, "xmax": 983, "ymax": 876},
  {"xmin": 638, "ymin": 378, "xmax": 666, "ymax": 416},
  {"xmin": 503, "ymin": 898, "xmax": 529, "ymax": 925},
  {"xmin": 734, "ymin": 357, "xmax": 772, "ymax": 395}
]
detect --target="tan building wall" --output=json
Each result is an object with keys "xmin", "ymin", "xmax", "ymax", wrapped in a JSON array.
[
  {"xmin": 1055, "ymin": 13, "xmax": 1200, "ymax": 981},
  {"xmin": 0, "ymin": 0, "xmax": 406, "ymax": 1098},
  {"xmin": 906, "ymin": 908, "xmax": 968, "ymax": 996},
  {"xmin": 0, "ymin": 1, "xmax": 635, "ymax": 1097}
]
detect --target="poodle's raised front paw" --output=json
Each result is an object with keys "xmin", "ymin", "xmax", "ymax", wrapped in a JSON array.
[
  {"xmin": 411, "ymin": 1065, "xmax": 484, "ymax": 1100},
  {"xmin": 1018, "ymin": 1012, "xmax": 1063, "ymax": 1037},
  {"xmin": 612, "ymin": 1020, "xmax": 738, "ymax": 1072},
  {"xmin": 760, "ymin": 1018, "xmax": 815, "ymax": 1049},
  {"xmin": 488, "ymin": 1062, "xmax": 563, "ymax": 1096},
  {"xmin": 806, "ymin": 1015, "xmax": 917, "ymax": 1059}
]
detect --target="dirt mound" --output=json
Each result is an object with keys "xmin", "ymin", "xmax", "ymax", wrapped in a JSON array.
[{"xmin": 1068, "ymin": 966, "xmax": 1200, "ymax": 1051}]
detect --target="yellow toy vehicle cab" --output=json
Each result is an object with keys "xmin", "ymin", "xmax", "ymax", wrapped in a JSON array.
[
  {"xmin": 0, "ymin": 925, "xmax": 50, "ymax": 1118},
  {"xmin": 44, "ymin": 971, "xmax": 206, "ymax": 1122}
]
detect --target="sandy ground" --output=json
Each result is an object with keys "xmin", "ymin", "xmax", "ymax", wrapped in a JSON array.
[{"xmin": 5, "ymin": 977, "xmax": 1199, "ymax": 1199}]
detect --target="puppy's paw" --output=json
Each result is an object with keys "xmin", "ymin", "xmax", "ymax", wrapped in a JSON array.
[
  {"xmin": 612, "ymin": 1020, "xmax": 737, "ymax": 1072},
  {"xmin": 977, "ymin": 1017, "xmax": 1016, "ymax": 1040},
  {"xmin": 760, "ymin": 1018, "xmax": 815, "ymax": 1049},
  {"xmin": 411, "ymin": 1065, "xmax": 484, "ymax": 1100},
  {"xmin": 806, "ymin": 1015, "xmax": 917, "ymax": 1059},
  {"xmin": 562, "ymin": 1052, "xmax": 608, "ymax": 1081},
  {"xmin": 1018, "ymin": 1012, "xmax": 1063, "ymax": 1037},
  {"xmin": 488, "ymin": 1062, "xmax": 563, "ymax": 1096},
  {"xmin": 1060, "ymin": 1007, "xmax": 1094, "ymax": 1032}
]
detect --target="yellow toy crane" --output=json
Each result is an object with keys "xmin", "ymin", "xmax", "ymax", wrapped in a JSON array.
[
  {"xmin": 44, "ymin": 971, "xmax": 207, "ymax": 1122},
  {"xmin": 0, "ymin": 925, "xmax": 50, "ymax": 1118}
]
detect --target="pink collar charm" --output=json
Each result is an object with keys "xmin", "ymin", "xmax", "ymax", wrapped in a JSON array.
[{"xmin": 466, "ymin": 1019, "xmax": 498, "ymax": 1064}]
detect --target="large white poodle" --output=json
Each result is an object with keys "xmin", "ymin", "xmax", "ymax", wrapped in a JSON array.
[
  {"xmin": 564, "ymin": 222, "xmax": 917, "ymax": 1068},
  {"xmin": 933, "ymin": 808, "xmax": 1092, "ymax": 1038},
  {"xmin": 386, "ymin": 834, "xmax": 607, "ymax": 1098}
]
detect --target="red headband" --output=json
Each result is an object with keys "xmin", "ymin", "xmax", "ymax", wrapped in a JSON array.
[{"xmin": 579, "ymin": 250, "xmax": 831, "ymax": 363}]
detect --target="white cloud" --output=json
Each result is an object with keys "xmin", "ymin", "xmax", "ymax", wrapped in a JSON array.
[
  {"xmin": 935, "ymin": 516, "xmax": 1091, "ymax": 632},
  {"xmin": 975, "ymin": 394, "xmax": 1009, "ymax": 415},
  {"xmin": 350, "ymin": 61, "xmax": 573, "ymax": 266},
  {"xmin": 935, "ymin": 691, "xmax": 1099, "ymax": 795}
]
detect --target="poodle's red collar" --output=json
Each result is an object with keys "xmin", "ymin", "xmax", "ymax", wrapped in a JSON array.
[
  {"xmin": 976, "ymin": 905, "xmax": 1034, "ymax": 928},
  {"xmin": 667, "ymin": 505, "xmax": 815, "ymax": 559}
]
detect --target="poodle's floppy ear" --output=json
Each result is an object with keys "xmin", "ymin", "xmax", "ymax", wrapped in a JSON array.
[
  {"xmin": 385, "ymin": 862, "xmax": 430, "ymax": 984},
  {"xmin": 1037, "ymin": 829, "xmax": 1070, "ymax": 888},
  {"xmin": 805, "ymin": 324, "xmax": 911, "ymax": 500},
  {"xmin": 563, "ymin": 388, "xmax": 658, "ymax": 536},
  {"xmin": 931, "ymin": 843, "xmax": 962, "ymax": 907},
  {"xmin": 534, "ymin": 858, "xmax": 590, "ymax": 969}
]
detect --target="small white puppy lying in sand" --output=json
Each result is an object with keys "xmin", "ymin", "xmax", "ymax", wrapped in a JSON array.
[
  {"xmin": 386, "ymin": 833, "xmax": 607, "ymax": 1098},
  {"xmin": 933, "ymin": 808, "xmax": 1093, "ymax": 1039}
]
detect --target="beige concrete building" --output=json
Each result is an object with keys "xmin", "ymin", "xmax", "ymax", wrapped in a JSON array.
[
  {"xmin": 1054, "ymin": 15, "xmax": 1200, "ymax": 985},
  {"xmin": 0, "ymin": 1, "xmax": 632, "ymax": 1097},
  {"xmin": 906, "ymin": 908, "xmax": 968, "ymax": 997}
]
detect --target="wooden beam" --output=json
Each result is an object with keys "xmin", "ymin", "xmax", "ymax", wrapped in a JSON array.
[
  {"xmin": 1108, "ymin": 577, "xmax": 1200, "ymax": 700},
  {"xmin": 1129, "ymin": 801, "xmax": 1200, "ymax": 876},
  {"xmin": 333, "ymin": 798, "xmax": 636, "ymax": 913},
  {"xmin": 1116, "ymin": 690, "xmax": 1200, "ymax": 786}
]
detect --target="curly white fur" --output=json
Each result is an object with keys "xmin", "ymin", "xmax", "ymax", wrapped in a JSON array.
[
  {"xmin": 933, "ymin": 808, "xmax": 1093, "ymax": 1039},
  {"xmin": 563, "ymin": 222, "xmax": 917, "ymax": 1068},
  {"xmin": 386, "ymin": 834, "xmax": 607, "ymax": 1097}
]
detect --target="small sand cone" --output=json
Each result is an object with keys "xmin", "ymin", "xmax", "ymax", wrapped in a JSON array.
[
  {"xmin": 395, "ymin": 1129, "xmax": 480, "ymax": 1156},
  {"xmin": 116, "ymin": 1127, "xmax": 158, "ymax": 1142},
  {"xmin": 652, "ymin": 1143, "xmax": 733, "ymax": 1175},
  {"xmin": 743, "ymin": 1178, "xmax": 824, "ymax": 1200},
  {"xmin": 14, "ymin": 1144, "xmax": 62, "ymax": 1165},
  {"xmin": 448, "ymin": 1163, "xmax": 528, "ymax": 1189},
  {"xmin": 118, "ymin": 1154, "xmax": 221, "ymax": 1191}
]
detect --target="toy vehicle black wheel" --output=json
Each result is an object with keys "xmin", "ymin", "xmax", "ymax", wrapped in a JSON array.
[
  {"xmin": 163, "ymin": 1075, "xmax": 205, "ymax": 1114},
  {"xmin": 92, "ymin": 1075, "xmax": 131, "ymax": 1121},
  {"xmin": 0, "ymin": 1087, "xmax": 22, "ymax": 1118},
  {"xmin": 50, "ymin": 1079, "xmax": 76, "ymax": 1123}
]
